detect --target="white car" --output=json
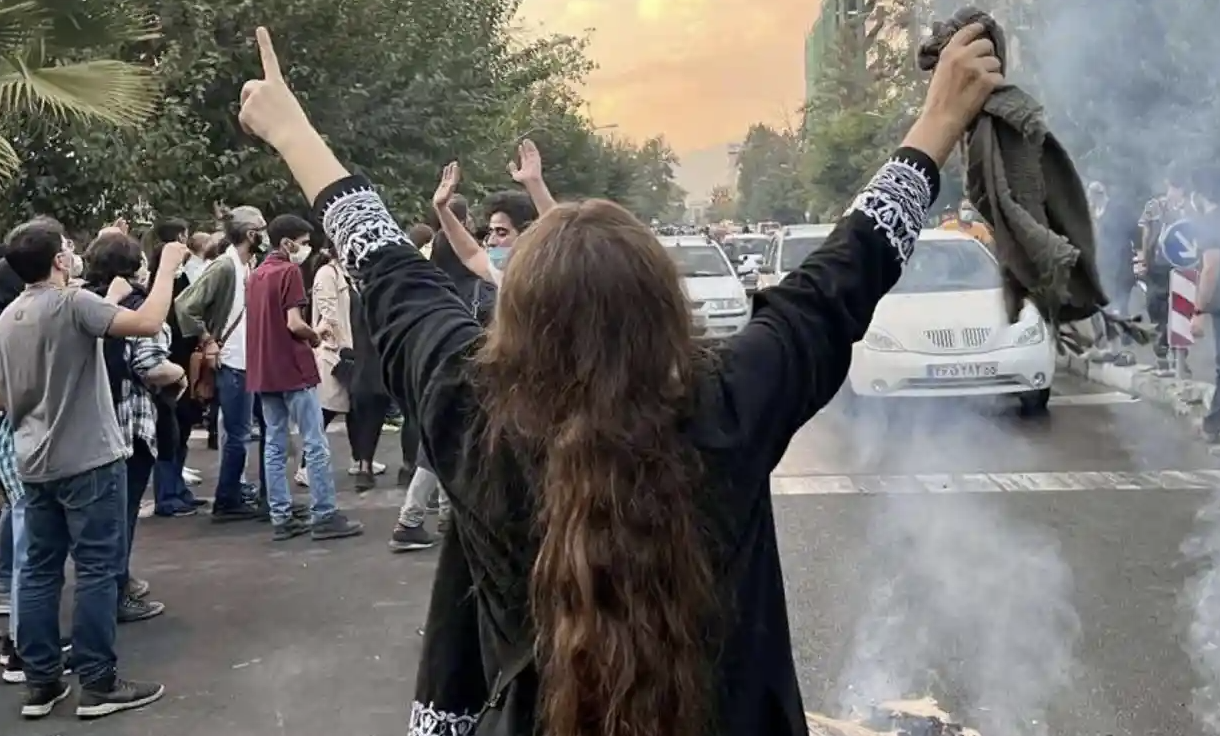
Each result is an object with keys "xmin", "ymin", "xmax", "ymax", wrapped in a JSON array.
[
  {"xmin": 844, "ymin": 230, "xmax": 1055, "ymax": 413},
  {"xmin": 659, "ymin": 236, "xmax": 751, "ymax": 338},
  {"xmin": 757, "ymin": 224, "xmax": 835, "ymax": 288}
]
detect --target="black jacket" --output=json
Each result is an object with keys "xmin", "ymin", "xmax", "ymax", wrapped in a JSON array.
[{"xmin": 314, "ymin": 146, "xmax": 940, "ymax": 736}]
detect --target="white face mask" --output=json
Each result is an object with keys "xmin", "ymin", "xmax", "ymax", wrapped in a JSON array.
[{"xmin": 289, "ymin": 246, "xmax": 312, "ymax": 265}]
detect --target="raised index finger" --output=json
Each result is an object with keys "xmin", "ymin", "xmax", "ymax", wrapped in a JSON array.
[
  {"xmin": 945, "ymin": 22, "xmax": 988, "ymax": 50},
  {"xmin": 256, "ymin": 26, "xmax": 282, "ymax": 81}
]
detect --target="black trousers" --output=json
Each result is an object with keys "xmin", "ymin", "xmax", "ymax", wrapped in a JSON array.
[{"xmin": 350, "ymin": 394, "xmax": 390, "ymax": 463}]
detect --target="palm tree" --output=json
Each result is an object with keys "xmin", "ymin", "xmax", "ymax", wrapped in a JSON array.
[{"xmin": 0, "ymin": 0, "xmax": 160, "ymax": 182}]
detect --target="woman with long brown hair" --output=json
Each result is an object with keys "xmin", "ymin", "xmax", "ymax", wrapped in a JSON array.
[{"xmin": 237, "ymin": 23, "xmax": 1002, "ymax": 736}]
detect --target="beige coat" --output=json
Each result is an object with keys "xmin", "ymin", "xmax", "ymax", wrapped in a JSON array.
[{"xmin": 312, "ymin": 261, "xmax": 354, "ymax": 413}]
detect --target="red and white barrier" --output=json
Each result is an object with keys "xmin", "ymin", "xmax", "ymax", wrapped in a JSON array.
[{"xmin": 1169, "ymin": 268, "xmax": 1199, "ymax": 347}]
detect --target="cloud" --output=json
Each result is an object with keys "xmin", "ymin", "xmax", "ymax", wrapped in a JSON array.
[{"xmin": 518, "ymin": 0, "xmax": 819, "ymax": 152}]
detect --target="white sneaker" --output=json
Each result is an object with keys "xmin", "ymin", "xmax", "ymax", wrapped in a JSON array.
[
  {"xmin": 294, "ymin": 467, "xmax": 310, "ymax": 487},
  {"xmin": 347, "ymin": 461, "xmax": 387, "ymax": 476},
  {"xmin": 182, "ymin": 468, "xmax": 202, "ymax": 486}
]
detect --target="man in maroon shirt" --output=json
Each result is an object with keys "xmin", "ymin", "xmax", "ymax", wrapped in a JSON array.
[{"xmin": 246, "ymin": 214, "xmax": 363, "ymax": 542}]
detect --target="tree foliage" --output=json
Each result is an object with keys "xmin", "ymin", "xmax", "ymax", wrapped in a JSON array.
[
  {"xmin": 0, "ymin": 0, "xmax": 160, "ymax": 183},
  {"xmin": 733, "ymin": 124, "xmax": 804, "ymax": 224},
  {"xmin": 0, "ymin": 0, "xmax": 684, "ymax": 234},
  {"xmin": 706, "ymin": 184, "xmax": 735, "ymax": 223}
]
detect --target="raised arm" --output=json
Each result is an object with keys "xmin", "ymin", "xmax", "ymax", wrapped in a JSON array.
[
  {"xmin": 432, "ymin": 162, "xmax": 497, "ymax": 283},
  {"xmin": 508, "ymin": 139, "xmax": 556, "ymax": 214},
  {"xmin": 235, "ymin": 28, "xmax": 481, "ymax": 439},
  {"xmin": 718, "ymin": 22, "xmax": 1003, "ymax": 466}
]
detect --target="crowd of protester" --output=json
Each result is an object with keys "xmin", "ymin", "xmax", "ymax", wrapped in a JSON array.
[
  {"xmin": 0, "ymin": 130, "xmax": 549, "ymax": 720},
  {"xmin": 0, "ymin": 19, "xmax": 1005, "ymax": 735}
]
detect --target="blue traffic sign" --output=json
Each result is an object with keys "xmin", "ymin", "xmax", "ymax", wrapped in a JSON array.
[{"xmin": 1160, "ymin": 218, "xmax": 1201, "ymax": 268}]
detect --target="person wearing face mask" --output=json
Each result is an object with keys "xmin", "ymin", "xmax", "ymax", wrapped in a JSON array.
[
  {"xmin": 246, "ymin": 215, "xmax": 363, "ymax": 542},
  {"xmin": 82, "ymin": 232, "xmax": 184, "ymax": 625},
  {"xmin": 175, "ymin": 205, "xmax": 266, "ymax": 522},
  {"xmin": 941, "ymin": 197, "xmax": 994, "ymax": 245},
  {"xmin": 0, "ymin": 217, "xmax": 189, "ymax": 718}
]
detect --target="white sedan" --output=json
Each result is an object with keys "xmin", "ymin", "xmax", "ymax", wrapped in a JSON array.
[{"xmin": 843, "ymin": 230, "xmax": 1056, "ymax": 413}]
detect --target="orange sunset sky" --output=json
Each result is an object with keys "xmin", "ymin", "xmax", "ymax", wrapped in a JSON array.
[{"xmin": 518, "ymin": 0, "xmax": 819, "ymax": 154}]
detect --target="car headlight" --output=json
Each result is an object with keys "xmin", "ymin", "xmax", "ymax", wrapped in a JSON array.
[
  {"xmin": 863, "ymin": 329, "xmax": 903, "ymax": 351},
  {"xmin": 1013, "ymin": 321, "xmax": 1045, "ymax": 346},
  {"xmin": 706, "ymin": 298, "xmax": 747, "ymax": 311}
]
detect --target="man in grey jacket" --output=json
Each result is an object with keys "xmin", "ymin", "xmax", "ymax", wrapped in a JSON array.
[{"xmin": 176, "ymin": 205, "xmax": 265, "ymax": 521}]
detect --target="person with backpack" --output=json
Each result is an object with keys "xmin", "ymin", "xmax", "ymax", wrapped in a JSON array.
[{"xmin": 81, "ymin": 231, "xmax": 184, "ymax": 624}]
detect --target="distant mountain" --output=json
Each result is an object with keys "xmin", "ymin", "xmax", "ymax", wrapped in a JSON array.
[{"xmin": 674, "ymin": 144, "xmax": 736, "ymax": 203}]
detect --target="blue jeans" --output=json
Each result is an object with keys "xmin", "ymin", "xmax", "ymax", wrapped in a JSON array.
[
  {"xmin": 152, "ymin": 457, "xmax": 191, "ymax": 514},
  {"xmin": 7, "ymin": 495, "xmax": 27, "ymax": 637},
  {"xmin": 216, "ymin": 366, "xmax": 253, "ymax": 510},
  {"xmin": 0, "ymin": 502, "xmax": 12, "ymax": 596},
  {"xmin": 19, "ymin": 461, "xmax": 125, "ymax": 688},
  {"xmin": 260, "ymin": 388, "xmax": 337, "ymax": 525}
]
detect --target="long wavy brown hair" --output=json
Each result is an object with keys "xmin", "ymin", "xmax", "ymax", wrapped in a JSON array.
[{"xmin": 473, "ymin": 199, "xmax": 717, "ymax": 736}]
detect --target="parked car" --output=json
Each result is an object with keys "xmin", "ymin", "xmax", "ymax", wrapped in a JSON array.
[
  {"xmin": 659, "ymin": 235, "xmax": 750, "ymax": 339},
  {"xmin": 842, "ymin": 230, "xmax": 1054, "ymax": 414},
  {"xmin": 757, "ymin": 224, "xmax": 835, "ymax": 288}
]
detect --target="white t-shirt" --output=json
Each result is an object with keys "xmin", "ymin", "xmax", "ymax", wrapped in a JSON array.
[
  {"xmin": 219, "ymin": 248, "xmax": 250, "ymax": 370},
  {"xmin": 182, "ymin": 254, "xmax": 207, "ymax": 284}
]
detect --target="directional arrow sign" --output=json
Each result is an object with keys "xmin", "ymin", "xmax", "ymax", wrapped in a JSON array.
[{"xmin": 1161, "ymin": 218, "xmax": 1201, "ymax": 269}]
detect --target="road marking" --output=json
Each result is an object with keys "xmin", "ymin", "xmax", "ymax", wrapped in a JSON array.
[
  {"xmin": 145, "ymin": 469, "xmax": 1220, "ymax": 517},
  {"xmin": 1047, "ymin": 391, "xmax": 1138, "ymax": 406},
  {"xmin": 772, "ymin": 470, "xmax": 1220, "ymax": 495}
]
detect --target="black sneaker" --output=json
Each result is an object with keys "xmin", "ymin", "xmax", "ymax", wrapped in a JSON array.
[
  {"xmin": 21, "ymin": 680, "xmax": 71, "ymax": 718},
  {"xmin": 211, "ymin": 503, "xmax": 260, "ymax": 523},
  {"xmin": 126, "ymin": 577, "xmax": 151, "ymax": 600},
  {"xmin": 311, "ymin": 513, "xmax": 365, "ymax": 541},
  {"xmin": 118, "ymin": 595, "xmax": 165, "ymax": 624},
  {"xmin": 2, "ymin": 636, "xmax": 22, "ymax": 684},
  {"xmin": 389, "ymin": 524, "xmax": 436, "ymax": 552},
  {"xmin": 3, "ymin": 638, "xmax": 73, "ymax": 684},
  {"xmin": 272, "ymin": 518, "xmax": 310, "ymax": 541},
  {"xmin": 354, "ymin": 470, "xmax": 376, "ymax": 492},
  {"xmin": 76, "ymin": 677, "xmax": 165, "ymax": 719}
]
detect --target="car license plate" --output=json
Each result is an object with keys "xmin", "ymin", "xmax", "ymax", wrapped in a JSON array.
[{"xmin": 926, "ymin": 362, "xmax": 998, "ymax": 379}]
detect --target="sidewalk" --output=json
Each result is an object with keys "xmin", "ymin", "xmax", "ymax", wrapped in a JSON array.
[{"xmin": 1057, "ymin": 324, "xmax": 1216, "ymax": 427}]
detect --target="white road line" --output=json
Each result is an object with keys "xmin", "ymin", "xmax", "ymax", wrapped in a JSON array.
[
  {"xmin": 143, "ymin": 469, "xmax": 1220, "ymax": 517},
  {"xmin": 1047, "ymin": 391, "xmax": 1138, "ymax": 406},
  {"xmin": 772, "ymin": 470, "xmax": 1220, "ymax": 495}
]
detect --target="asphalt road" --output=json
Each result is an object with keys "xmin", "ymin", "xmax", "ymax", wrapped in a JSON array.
[{"xmin": 3, "ymin": 371, "xmax": 1218, "ymax": 736}]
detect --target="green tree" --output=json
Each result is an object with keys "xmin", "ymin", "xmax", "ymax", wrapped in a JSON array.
[
  {"xmin": 733, "ymin": 124, "xmax": 804, "ymax": 224},
  {"xmin": 2, "ymin": 0, "xmax": 687, "ymax": 233},
  {"xmin": 706, "ymin": 184, "xmax": 735, "ymax": 223},
  {"xmin": 798, "ymin": 3, "xmax": 922, "ymax": 221},
  {"xmin": 623, "ymin": 136, "xmax": 683, "ymax": 223},
  {"xmin": 0, "ymin": 0, "xmax": 159, "ymax": 189}
]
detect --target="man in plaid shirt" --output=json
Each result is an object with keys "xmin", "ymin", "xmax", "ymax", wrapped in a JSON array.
[{"xmin": 83, "ymin": 232, "xmax": 188, "ymax": 625}]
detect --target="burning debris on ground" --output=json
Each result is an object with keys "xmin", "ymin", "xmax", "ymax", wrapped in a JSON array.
[{"xmin": 807, "ymin": 698, "xmax": 981, "ymax": 736}]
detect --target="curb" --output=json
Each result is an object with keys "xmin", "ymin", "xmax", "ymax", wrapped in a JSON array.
[{"xmin": 1057, "ymin": 352, "xmax": 1214, "ymax": 423}]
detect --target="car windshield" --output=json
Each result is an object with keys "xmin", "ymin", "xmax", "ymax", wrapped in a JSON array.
[
  {"xmin": 665, "ymin": 245, "xmax": 732, "ymax": 277},
  {"xmin": 780, "ymin": 235, "xmax": 828, "ymax": 270},
  {"xmin": 726, "ymin": 237, "xmax": 769, "ymax": 258},
  {"xmin": 891, "ymin": 239, "xmax": 1001, "ymax": 293}
]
